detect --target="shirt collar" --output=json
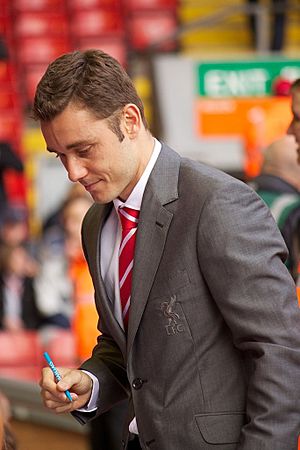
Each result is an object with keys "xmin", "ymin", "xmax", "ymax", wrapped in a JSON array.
[{"xmin": 114, "ymin": 138, "xmax": 161, "ymax": 212}]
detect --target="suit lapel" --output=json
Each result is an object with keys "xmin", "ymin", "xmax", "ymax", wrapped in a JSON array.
[{"xmin": 127, "ymin": 145, "xmax": 180, "ymax": 355}]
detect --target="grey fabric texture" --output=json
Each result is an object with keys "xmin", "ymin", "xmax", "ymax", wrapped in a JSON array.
[{"xmin": 77, "ymin": 144, "xmax": 300, "ymax": 450}]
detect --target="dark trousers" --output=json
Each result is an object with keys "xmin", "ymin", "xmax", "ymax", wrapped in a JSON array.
[
  {"xmin": 127, "ymin": 435, "xmax": 142, "ymax": 450},
  {"xmin": 89, "ymin": 400, "xmax": 128, "ymax": 450}
]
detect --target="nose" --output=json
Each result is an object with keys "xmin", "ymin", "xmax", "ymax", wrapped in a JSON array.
[{"xmin": 65, "ymin": 157, "xmax": 88, "ymax": 182}]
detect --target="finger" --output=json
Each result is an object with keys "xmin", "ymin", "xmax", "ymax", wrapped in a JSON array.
[
  {"xmin": 40, "ymin": 367, "xmax": 57, "ymax": 391},
  {"xmin": 41, "ymin": 388, "xmax": 63, "ymax": 407},
  {"xmin": 45, "ymin": 399, "xmax": 74, "ymax": 414},
  {"xmin": 41, "ymin": 388, "xmax": 75, "ymax": 411},
  {"xmin": 53, "ymin": 403, "xmax": 76, "ymax": 414},
  {"xmin": 41, "ymin": 382, "xmax": 78, "ymax": 404},
  {"xmin": 57, "ymin": 368, "xmax": 82, "ymax": 386},
  {"xmin": 46, "ymin": 393, "xmax": 84, "ymax": 414},
  {"xmin": 56, "ymin": 369, "xmax": 90, "ymax": 395}
]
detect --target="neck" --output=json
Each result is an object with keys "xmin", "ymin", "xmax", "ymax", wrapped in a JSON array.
[{"xmin": 119, "ymin": 133, "xmax": 156, "ymax": 202}]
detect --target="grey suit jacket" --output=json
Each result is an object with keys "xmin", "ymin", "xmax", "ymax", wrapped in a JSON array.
[{"xmin": 79, "ymin": 144, "xmax": 300, "ymax": 450}]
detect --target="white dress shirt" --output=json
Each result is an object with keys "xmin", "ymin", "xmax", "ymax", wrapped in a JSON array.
[{"xmin": 81, "ymin": 139, "xmax": 161, "ymax": 434}]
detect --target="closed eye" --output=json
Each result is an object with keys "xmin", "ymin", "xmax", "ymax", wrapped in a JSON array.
[{"xmin": 78, "ymin": 147, "xmax": 91, "ymax": 156}]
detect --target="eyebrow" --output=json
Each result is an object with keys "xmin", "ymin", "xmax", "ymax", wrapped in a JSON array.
[{"xmin": 46, "ymin": 140, "xmax": 92, "ymax": 153}]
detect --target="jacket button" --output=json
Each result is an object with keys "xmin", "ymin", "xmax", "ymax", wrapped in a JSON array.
[{"xmin": 132, "ymin": 377, "xmax": 143, "ymax": 390}]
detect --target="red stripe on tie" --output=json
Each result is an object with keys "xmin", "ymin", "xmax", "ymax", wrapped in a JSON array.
[{"xmin": 118, "ymin": 206, "xmax": 139, "ymax": 331}]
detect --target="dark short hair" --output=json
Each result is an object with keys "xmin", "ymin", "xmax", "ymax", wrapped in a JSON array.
[{"xmin": 32, "ymin": 49, "xmax": 147, "ymax": 141}]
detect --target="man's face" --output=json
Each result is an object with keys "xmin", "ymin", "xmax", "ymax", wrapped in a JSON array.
[
  {"xmin": 41, "ymin": 103, "xmax": 145, "ymax": 203},
  {"xmin": 288, "ymin": 89, "xmax": 300, "ymax": 162}
]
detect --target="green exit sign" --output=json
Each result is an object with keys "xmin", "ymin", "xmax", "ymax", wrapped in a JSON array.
[{"xmin": 197, "ymin": 59, "xmax": 300, "ymax": 97}]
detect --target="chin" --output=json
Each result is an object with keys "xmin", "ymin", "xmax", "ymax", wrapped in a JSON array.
[
  {"xmin": 92, "ymin": 196, "xmax": 109, "ymax": 204},
  {"xmin": 91, "ymin": 192, "xmax": 114, "ymax": 204}
]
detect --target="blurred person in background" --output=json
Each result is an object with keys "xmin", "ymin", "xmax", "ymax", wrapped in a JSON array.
[
  {"xmin": 249, "ymin": 134, "xmax": 300, "ymax": 279},
  {"xmin": 34, "ymin": 240, "xmax": 73, "ymax": 332},
  {"xmin": 0, "ymin": 205, "xmax": 38, "ymax": 269},
  {"xmin": 0, "ymin": 203, "xmax": 39, "ymax": 281},
  {"xmin": 42, "ymin": 182, "xmax": 88, "ymax": 234},
  {"xmin": 0, "ymin": 205, "xmax": 40, "ymax": 332},
  {"xmin": 247, "ymin": 0, "xmax": 287, "ymax": 51},
  {"xmin": 0, "ymin": 412, "xmax": 3, "ymax": 449},
  {"xmin": 0, "ymin": 242, "xmax": 42, "ymax": 332},
  {"xmin": 286, "ymin": 78, "xmax": 300, "ymax": 305},
  {"xmin": 0, "ymin": 35, "xmax": 8, "ymax": 61},
  {"xmin": 0, "ymin": 142, "xmax": 23, "ymax": 218},
  {"xmin": 63, "ymin": 192, "xmax": 97, "ymax": 361},
  {"xmin": 2, "ymin": 426, "xmax": 17, "ymax": 450},
  {"xmin": 34, "ymin": 185, "xmax": 95, "ymax": 334},
  {"xmin": 0, "ymin": 390, "xmax": 17, "ymax": 450},
  {"xmin": 288, "ymin": 77, "xmax": 300, "ymax": 162},
  {"xmin": 0, "ymin": 207, "xmax": 28, "ymax": 248},
  {"xmin": 0, "ymin": 390, "xmax": 10, "ymax": 437}
]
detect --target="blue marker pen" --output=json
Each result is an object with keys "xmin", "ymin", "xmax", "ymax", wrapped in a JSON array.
[{"xmin": 43, "ymin": 351, "xmax": 73, "ymax": 402}]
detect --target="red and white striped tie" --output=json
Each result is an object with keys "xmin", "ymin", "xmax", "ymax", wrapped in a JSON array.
[{"xmin": 118, "ymin": 206, "xmax": 139, "ymax": 331}]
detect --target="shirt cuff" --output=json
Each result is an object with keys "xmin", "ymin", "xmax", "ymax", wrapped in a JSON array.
[{"xmin": 76, "ymin": 370, "xmax": 99, "ymax": 412}]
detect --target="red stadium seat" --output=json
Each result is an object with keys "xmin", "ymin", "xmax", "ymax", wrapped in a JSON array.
[
  {"xmin": 0, "ymin": 0, "xmax": 10, "ymax": 17},
  {"xmin": 0, "ymin": 14, "xmax": 12, "ymax": 38},
  {"xmin": 42, "ymin": 330, "xmax": 77, "ymax": 367},
  {"xmin": 23, "ymin": 64, "xmax": 48, "ymax": 104},
  {"xmin": 76, "ymin": 36, "xmax": 127, "ymax": 66},
  {"xmin": 0, "ymin": 111, "xmax": 23, "ymax": 144},
  {"xmin": 13, "ymin": 12, "xmax": 69, "ymax": 38},
  {"xmin": 16, "ymin": 36, "xmax": 71, "ymax": 65},
  {"xmin": 0, "ymin": 90, "xmax": 20, "ymax": 110},
  {"xmin": 12, "ymin": 0, "xmax": 66, "ymax": 13},
  {"xmin": 0, "ymin": 366, "xmax": 41, "ymax": 382},
  {"xmin": 128, "ymin": 10, "xmax": 177, "ymax": 51},
  {"xmin": 125, "ymin": 0, "xmax": 177, "ymax": 11},
  {"xmin": 0, "ymin": 62, "xmax": 17, "ymax": 87},
  {"xmin": 3, "ymin": 169, "xmax": 26, "ymax": 205},
  {"xmin": 0, "ymin": 331, "xmax": 41, "ymax": 366},
  {"xmin": 68, "ymin": 0, "xmax": 120, "ymax": 11},
  {"xmin": 70, "ymin": 9, "xmax": 124, "ymax": 38}
]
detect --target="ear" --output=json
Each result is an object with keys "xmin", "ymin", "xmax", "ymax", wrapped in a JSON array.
[{"xmin": 122, "ymin": 104, "xmax": 141, "ymax": 138}]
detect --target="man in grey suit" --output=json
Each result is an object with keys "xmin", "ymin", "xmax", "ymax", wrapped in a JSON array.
[{"xmin": 35, "ymin": 50, "xmax": 300, "ymax": 450}]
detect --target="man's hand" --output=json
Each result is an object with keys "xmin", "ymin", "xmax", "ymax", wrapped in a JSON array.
[{"xmin": 40, "ymin": 367, "xmax": 93, "ymax": 414}]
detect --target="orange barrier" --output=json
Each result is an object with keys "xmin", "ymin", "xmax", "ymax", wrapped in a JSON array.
[
  {"xmin": 69, "ymin": 250, "xmax": 99, "ymax": 361},
  {"xmin": 196, "ymin": 96, "xmax": 292, "ymax": 179}
]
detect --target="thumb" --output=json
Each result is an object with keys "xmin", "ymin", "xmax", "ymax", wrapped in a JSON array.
[
  {"xmin": 57, "ymin": 369, "xmax": 92, "ymax": 396},
  {"xmin": 56, "ymin": 368, "xmax": 82, "ymax": 391}
]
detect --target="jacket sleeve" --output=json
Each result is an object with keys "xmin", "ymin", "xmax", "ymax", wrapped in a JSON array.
[
  {"xmin": 198, "ymin": 179, "xmax": 300, "ymax": 450},
  {"xmin": 72, "ymin": 331, "xmax": 129, "ymax": 425}
]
